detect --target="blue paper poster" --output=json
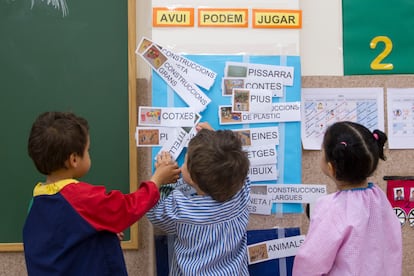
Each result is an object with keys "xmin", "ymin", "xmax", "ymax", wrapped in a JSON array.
[{"xmin": 151, "ymin": 54, "xmax": 302, "ymax": 213}]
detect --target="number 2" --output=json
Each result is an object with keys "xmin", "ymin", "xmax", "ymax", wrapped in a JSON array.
[{"xmin": 370, "ymin": 36, "xmax": 394, "ymax": 70}]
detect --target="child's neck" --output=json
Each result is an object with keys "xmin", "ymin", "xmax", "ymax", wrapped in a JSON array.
[
  {"xmin": 194, "ymin": 186, "xmax": 206, "ymax": 196},
  {"xmin": 45, "ymin": 169, "xmax": 75, "ymax": 184},
  {"xmin": 336, "ymin": 180, "xmax": 369, "ymax": 191},
  {"xmin": 190, "ymin": 182, "xmax": 206, "ymax": 196}
]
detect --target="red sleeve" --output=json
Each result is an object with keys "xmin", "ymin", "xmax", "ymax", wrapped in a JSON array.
[{"xmin": 60, "ymin": 181, "xmax": 160, "ymax": 233}]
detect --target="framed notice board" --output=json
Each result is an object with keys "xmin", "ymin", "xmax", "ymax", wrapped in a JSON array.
[
  {"xmin": 343, "ymin": 0, "xmax": 414, "ymax": 75},
  {"xmin": 0, "ymin": 0, "xmax": 138, "ymax": 251}
]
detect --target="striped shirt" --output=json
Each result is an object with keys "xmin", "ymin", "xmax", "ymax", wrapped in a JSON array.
[{"xmin": 147, "ymin": 178, "xmax": 251, "ymax": 276}]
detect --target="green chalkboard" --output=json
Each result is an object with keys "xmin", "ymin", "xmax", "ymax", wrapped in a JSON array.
[{"xmin": 0, "ymin": 0, "xmax": 138, "ymax": 250}]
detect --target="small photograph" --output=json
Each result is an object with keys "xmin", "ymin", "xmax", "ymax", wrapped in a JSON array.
[
  {"xmin": 219, "ymin": 106, "xmax": 242, "ymax": 124},
  {"xmin": 193, "ymin": 113, "xmax": 201, "ymax": 124},
  {"xmin": 182, "ymin": 126, "xmax": 192, "ymax": 134},
  {"xmin": 233, "ymin": 89, "xmax": 250, "ymax": 112},
  {"xmin": 182, "ymin": 113, "xmax": 201, "ymax": 133},
  {"xmin": 394, "ymin": 187, "xmax": 405, "ymax": 201},
  {"xmin": 226, "ymin": 65, "xmax": 248, "ymax": 77},
  {"xmin": 393, "ymin": 108, "xmax": 402, "ymax": 117},
  {"xmin": 142, "ymin": 45, "xmax": 167, "ymax": 69},
  {"xmin": 137, "ymin": 129, "xmax": 160, "ymax": 146},
  {"xmin": 317, "ymin": 102, "xmax": 324, "ymax": 111},
  {"xmin": 136, "ymin": 38, "xmax": 153, "ymax": 54},
  {"xmin": 248, "ymin": 243, "xmax": 268, "ymax": 263},
  {"xmin": 234, "ymin": 130, "xmax": 251, "ymax": 146},
  {"xmin": 222, "ymin": 78, "xmax": 244, "ymax": 96},
  {"xmin": 140, "ymin": 108, "xmax": 162, "ymax": 125},
  {"xmin": 250, "ymin": 185, "xmax": 267, "ymax": 195},
  {"xmin": 410, "ymin": 188, "xmax": 414, "ymax": 202}
]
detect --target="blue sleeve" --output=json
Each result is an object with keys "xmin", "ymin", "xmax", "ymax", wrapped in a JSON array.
[{"xmin": 146, "ymin": 189, "xmax": 184, "ymax": 234}]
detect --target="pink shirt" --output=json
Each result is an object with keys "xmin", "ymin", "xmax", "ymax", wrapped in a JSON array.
[{"xmin": 293, "ymin": 183, "xmax": 402, "ymax": 276}]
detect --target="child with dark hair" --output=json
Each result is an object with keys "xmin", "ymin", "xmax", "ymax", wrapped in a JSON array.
[
  {"xmin": 23, "ymin": 111, "xmax": 180, "ymax": 275},
  {"xmin": 293, "ymin": 121, "xmax": 402, "ymax": 275},
  {"xmin": 147, "ymin": 122, "xmax": 251, "ymax": 275}
]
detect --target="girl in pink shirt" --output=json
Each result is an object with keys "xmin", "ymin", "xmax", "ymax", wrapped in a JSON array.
[{"xmin": 293, "ymin": 121, "xmax": 402, "ymax": 276}]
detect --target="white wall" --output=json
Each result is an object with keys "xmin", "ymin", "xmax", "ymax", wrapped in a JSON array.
[
  {"xmin": 300, "ymin": 0, "xmax": 343, "ymax": 75},
  {"xmin": 137, "ymin": 0, "xmax": 343, "ymax": 77}
]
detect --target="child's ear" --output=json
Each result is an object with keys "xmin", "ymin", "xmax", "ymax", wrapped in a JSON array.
[
  {"xmin": 327, "ymin": 162, "xmax": 335, "ymax": 177},
  {"xmin": 65, "ymin": 153, "xmax": 78, "ymax": 169}
]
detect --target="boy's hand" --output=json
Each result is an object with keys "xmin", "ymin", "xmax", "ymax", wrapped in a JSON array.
[
  {"xmin": 154, "ymin": 151, "xmax": 173, "ymax": 169},
  {"xmin": 195, "ymin": 122, "xmax": 214, "ymax": 131},
  {"xmin": 117, "ymin": 232, "xmax": 124, "ymax": 241},
  {"xmin": 151, "ymin": 151, "xmax": 180, "ymax": 188}
]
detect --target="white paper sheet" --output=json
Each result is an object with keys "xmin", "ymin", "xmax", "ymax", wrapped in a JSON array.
[
  {"xmin": 301, "ymin": 88, "xmax": 385, "ymax": 150},
  {"xmin": 387, "ymin": 88, "xmax": 414, "ymax": 149}
]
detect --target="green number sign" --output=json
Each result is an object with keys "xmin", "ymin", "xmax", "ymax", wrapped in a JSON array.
[{"xmin": 343, "ymin": 0, "xmax": 414, "ymax": 75}]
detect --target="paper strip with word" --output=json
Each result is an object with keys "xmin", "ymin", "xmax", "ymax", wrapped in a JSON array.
[
  {"xmin": 251, "ymin": 184, "xmax": 327, "ymax": 203},
  {"xmin": 156, "ymin": 127, "xmax": 189, "ymax": 160},
  {"xmin": 225, "ymin": 61, "xmax": 294, "ymax": 86},
  {"xmin": 135, "ymin": 127, "xmax": 178, "ymax": 147},
  {"xmin": 247, "ymin": 235, "xmax": 305, "ymax": 265},
  {"xmin": 222, "ymin": 77, "xmax": 284, "ymax": 97},
  {"xmin": 232, "ymin": 88, "xmax": 273, "ymax": 113},
  {"xmin": 138, "ymin": 37, "xmax": 217, "ymax": 90},
  {"xmin": 158, "ymin": 46, "xmax": 217, "ymax": 90},
  {"xmin": 233, "ymin": 126, "xmax": 279, "ymax": 147},
  {"xmin": 138, "ymin": 106, "xmax": 196, "ymax": 127},
  {"xmin": 248, "ymin": 193, "xmax": 273, "ymax": 215},
  {"xmin": 137, "ymin": 41, "xmax": 211, "ymax": 112},
  {"xmin": 245, "ymin": 144, "xmax": 277, "ymax": 166},
  {"xmin": 219, "ymin": 102, "xmax": 301, "ymax": 125},
  {"xmin": 248, "ymin": 164, "xmax": 278, "ymax": 182},
  {"xmin": 248, "ymin": 184, "xmax": 327, "ymax": 215}
]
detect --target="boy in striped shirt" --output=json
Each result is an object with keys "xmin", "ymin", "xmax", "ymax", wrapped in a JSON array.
[{"xmin": 147, "ymin": 122, "xmax": 251, "ymax": 275}]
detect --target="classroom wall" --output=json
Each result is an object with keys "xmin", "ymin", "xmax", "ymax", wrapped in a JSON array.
[
  {"xmin": 123, "ymin": 76, "xmax": 414, "ymax": 275},
  {"xmin": 301, "ymin": 75, "xmax": 414, "ymax": 276},
  {"xmin": 2, "ymin": 1, "xmax": 413, "ymax": 275},
  {"xmin": 2, "ymin": 77, "xmax": 414, "ymax": 275},
  {"xmin": 300, "ymin": 0, "xmax": 343, "ymax": 75}
]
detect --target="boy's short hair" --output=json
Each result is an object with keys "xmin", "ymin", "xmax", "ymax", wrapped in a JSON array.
[
  {"xmin": 186, "ymin": 129, "xmax": 250, "ymax": 202},
  {"xmin": 28, "ymin": 111, "xmax": 89, "ymax": 175}
]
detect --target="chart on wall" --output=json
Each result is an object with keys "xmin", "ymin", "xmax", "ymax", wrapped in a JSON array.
[
  {"xmin": 301, "ymin": 88, "xmax": 385, "ymax": 150},
  {"xmin": 136, "ymin": 38, "xmax": 303, "ymax": 213}
]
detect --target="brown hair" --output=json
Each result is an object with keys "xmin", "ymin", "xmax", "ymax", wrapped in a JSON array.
[
  {"xmin": 28, "ymin": 111, "xmax": 89, "ymax": 175},
  {"xmin": 186, "ymin": 129, "xmax": 250, "ymax": 202}
]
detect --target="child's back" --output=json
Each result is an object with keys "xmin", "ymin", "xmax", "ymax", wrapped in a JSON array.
[
  {"xmin": 147, "ymin": 124, "xmax": 251, "ymax": 275},
  {"xmin": 24, "ymin": 180, "xmax": 130, "ymax": 275},
  {"xmin": 149, "ymin": 179, "xmax": 250, "ymax": 275},
  {"xmin": 23, "ymin": 112, "xmax": 180, "ymax": 275},
  {"xmin": 297, "ymin": 183, "xmax": 401, "ymax": 275},
  {"xmin": 293, "ymin": 121, "xmax": 402, "ymax": 275}
]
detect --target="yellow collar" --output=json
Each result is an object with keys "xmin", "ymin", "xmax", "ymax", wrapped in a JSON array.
[{"xmin": 33, "ymin": 179, "xmax": 79, "ymax": 196}]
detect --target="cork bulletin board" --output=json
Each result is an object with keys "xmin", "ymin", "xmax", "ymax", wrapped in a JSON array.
[
  {"xmin": 138, "ymin": 75, "xmax": 414, "ymax": 275},
  {"xmin": 298, "ymin": 75, "xmax": 414, "ymax": 275}
]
